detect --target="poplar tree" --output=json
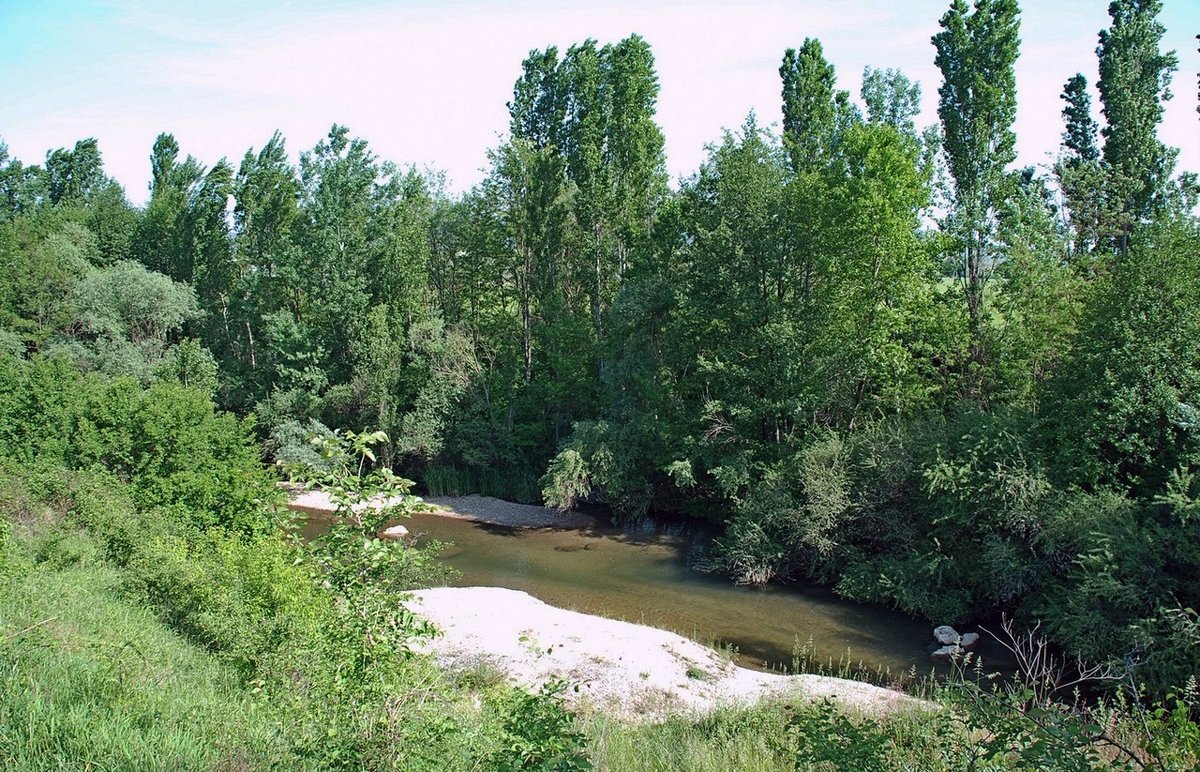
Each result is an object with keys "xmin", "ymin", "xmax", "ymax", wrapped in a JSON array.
[
  {"xmin": 604, "ymin": 35, "xmax": 667, "ymax": 281},
  {"xmin": 228, "ymin": 132, "xmax": 299, "ymax": 403},
  {"xmin": 44, "ymin": 138, "xmax": 107, "ymax": 206},
  {"xmin": 1061, "ymin": 75, "xmax": 1100, "ymax": 163},
  {"xmin": 861, "ymin": 66, "xmax": 922, "ymax": 139},
  {"xmin": 1096, "ymin": 0, "xmax": 1178, "ymax": 252},
  {"xmin": 1057, "ymin": 74, "xmax": 1104, "ymax": 256},
  {"xmin": 780, "ymin": 39, "xmax": 838, "ymax": 172},
  {"xmin": 932, "ymin": 0, "xmax": 1021, "ymax": 365}
]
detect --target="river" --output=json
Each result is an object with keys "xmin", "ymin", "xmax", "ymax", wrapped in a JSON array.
[{"xmin": 298, "ymin": 504, "xmax": 948, "ymax": 676}]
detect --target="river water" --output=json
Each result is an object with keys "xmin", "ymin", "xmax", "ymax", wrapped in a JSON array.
[{"xmin": 299, "ymin": 505, "xmax": 943, "ymax": 675}]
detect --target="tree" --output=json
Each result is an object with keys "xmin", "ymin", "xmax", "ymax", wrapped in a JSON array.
[
  {"xmin": 132, "ymin": 133, "xmax": 233, "ymax": 298},
  {"xmin": 603, "ymin": 35, "xmax": 667, "ymax": 276},
  {"xmin": 509, "ymin": 46, "xmax": 568, "ymax": 151},
  {"xmin": 0, "ymin": 141, "xmax": 48, "ymax": 217},
  {"xmin": 1043, "ymin": 218, "xmax": 1200, "ymax": 497},
  {"xmin": 1061, "ymin": 75, "xmax": 1100, "ymax": 163},
  {"xmin": 75, "ymin": 260, "xmax": 200, "ymax": 346},
  {"xmin": 484, "ymin": 139, "xmax": 571, "ymax": 387},
  {"xmin": 133, "ymin": 133, "xmax": 199, "ymax": 279},
  {"xmin": 814, "ymin": 123, "xmax": 937, "ymax": 423},
  {"xmin": 63, "ymin": 259, "xmax": 203, "ymax": 384},
  {"xmin": 932, "ymin": 0, "xmax": 1021, "ymax": 367},
  {"xmin": 293, "ymin": 125, "xmax": 379, "ymax": 386},
  {"xmin": 780, "ymin": 39, "xmax": 840, "ymax": 172},
  {"xmin": 366, "ymin": 168, "xmax": 433, "ymax": 327},
  {"xmin": 0, "ymin": 223, "xmax": 92, "ymax": 341},
  {"xmin": 229, "ymin": 131, "xmax": 300, "ymax": 399},
  {"xmin": 500, "ymin": 46, "xmax": 578, "ymax": 392},
  {"xmin": 44, "ymin": 138, "xmax": 107, "ymax": 206},
  {"xmin": 1056, "ymin": 74, "xmax": 1105, "ymax": 257},
  {"xmin": 1096, "ymin": 0, "xmax": 1179, "ymax": 252},
  {"xmin": 860, "ymin": 66, "xmax": 922, "ymax": 139},
  {"xmin": 185, "ymin": 160, "xmax": 237, "ymax": 359},
  {"xmin": 352, "ymin": 304, "xmax": 407, "ymax": 468},
  {"xmin": 989, "ymin": 168, "xmax": 1080, "ymax": 403}
]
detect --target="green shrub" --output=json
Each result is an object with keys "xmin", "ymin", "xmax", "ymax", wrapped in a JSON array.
[
  {"xmin": 124, "ymin": 528, "xmax": 325, "ymax": 676},
  {"xmin": 487, "ymin": 680, "xmax": 591, "ymax": 772},
  {"xmin": 788, "ymin": 699, "xmax": 892, "ymax": 771},
  {"xmin": 541, "ymin": 448, "xmax": 591, "ymax": 511},
  {"xmin": 709, "ymin": 432, "xmax": 853, "ymax": 586}
]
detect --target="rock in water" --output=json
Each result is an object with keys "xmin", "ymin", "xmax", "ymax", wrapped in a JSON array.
[
  {"xmin": 933, "ymin": 625, "xmax": 960, "ymax": 645},
  {"xmin": 380, "ymin": 524, "xmax": 410, "ymax": 541},
  {"xmin": 959, "ymin": 632, "xmax": 980, "ymax": 651},
  {"xmin": 930, "ymin": 645, "xmax": 962, "ymax": 662}
]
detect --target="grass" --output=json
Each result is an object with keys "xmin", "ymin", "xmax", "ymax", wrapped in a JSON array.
[
  {"xmin": 422, "ymin": 464, "xmax": 541, "ymax": 503},
  {"xmin": 0, "ymin": 558, "xmax": 288, "ymax": 770},
  {"xmin": 582, "ymin": 702, "xmax": 797, "ymax": 772},
  {"xmin": 789, "ymin": 635, "xmax": 937, "ymax": 698}
]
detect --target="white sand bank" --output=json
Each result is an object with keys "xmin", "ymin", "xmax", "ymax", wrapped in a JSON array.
[
  {"xmin": 285, "ymin": 486, "xmax": 595, "ymax": 529},
  {"xmin": 404, "ymin": 586, "xmax": 922, "ymax": 721}
]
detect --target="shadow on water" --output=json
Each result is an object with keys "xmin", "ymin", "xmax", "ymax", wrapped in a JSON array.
[{"xmin": 296, "ymin": 505, "xmax": 991, "ymax": 676}]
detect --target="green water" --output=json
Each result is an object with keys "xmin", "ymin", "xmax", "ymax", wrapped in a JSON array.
[{"xmin": 301, "ymin": 507, "xmax": 943, "ymax": 675}]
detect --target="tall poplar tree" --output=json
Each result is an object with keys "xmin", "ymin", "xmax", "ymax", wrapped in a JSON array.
[
  {"xmin": 932, "ymin": 0, "xmax": 1021, "ymax": 366},
  {"xmin": 229, "ymin": 132, "xmax": 300, "ymax": 404},
  {"xmin": 44, "ymin": 138, "xmax": 107, "ymax": 206},
  {"xmin": 780, "ymin": 39, "xmax": 839, "ymax": 173},
  {"xmin": 1096, "ymin": 0, "xmax": 1178, "ymax": 252},
  {"xmin": 604, "ymin": 35, "xmax": 667, "ymax": 281},
  {"xmin": 1057, "ymin": 74, "xmax": 1105, "ymax": 256},
  {"xmin": 861, "ymin": 66, "xmax": 922, "ymax": 139}
]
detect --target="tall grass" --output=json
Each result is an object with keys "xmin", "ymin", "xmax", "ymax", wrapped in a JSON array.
[
  {"xmin": 789, "ymin": 635, "xmax": 939, "ymax": 699},
  {"xmin": 423, "ymin": 464, "xmax": 541, "ymax": 503},
  {"xmin": 0, "ymin": 561, "xmax": 288, "ymax": 770},
  {"xmin": 582, "ymin": 703, "xmax": 795, "ymax": 771}
]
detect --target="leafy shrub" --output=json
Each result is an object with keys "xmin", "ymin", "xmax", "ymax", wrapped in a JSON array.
[
  {"xmin": 267, "ymin": 416, "xmax": 339, "ymax": 471},
  {"xmin": 788, "ymin": 699, "xmax": 891, "ymax": 771},
  {"xmin": 541, "ymin": 449, "xmax": 591, "ymax": 511},
  {"xmin": 77, "ymin": 380, "xmax": 280, "ymax": 534},
  {"xmin": 124, "ymin": 528, "xmax": 325, "ymax": 676},
  {"xmin": 709, "ymin": 432, "xmax": 853, "ymax": 585},
  {"xmin": 488, "ymin": 680, "xmax": 591, "ymax": 772}
]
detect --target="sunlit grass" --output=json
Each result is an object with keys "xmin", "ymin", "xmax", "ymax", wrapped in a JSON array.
[{"xmin": 0, "ymin": 558, "xmax": 288, "ymax": 770}]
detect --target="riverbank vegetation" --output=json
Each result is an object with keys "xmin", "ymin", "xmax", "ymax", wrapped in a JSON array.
[{"xmin": 3, "ymin": 0, "xmax": 1200, "ymax": 767}]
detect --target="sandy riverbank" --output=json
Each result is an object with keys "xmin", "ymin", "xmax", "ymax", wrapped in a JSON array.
[
  {"xmin": 404, "ymin": 586, "xmax": 922, "ymax": 721},
  {"xmin": 285, "ymin": 485, "xmax": 597, "ymax": 529}
]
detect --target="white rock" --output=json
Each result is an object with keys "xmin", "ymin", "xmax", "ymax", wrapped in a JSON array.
[
  {"xmin": 380, "ymin": 524, "xmax": 410, "ymax": 541},
  {"xmin": 933, "ymin": 625, "xmax": 960, "ymax": 645},
  {"xmin": 959, "ymin": 632, "xmax": 981, "ymax": 651},
  {"xmin": 930, "ymin": 645, "xmax": 962, "ymax": 662}
]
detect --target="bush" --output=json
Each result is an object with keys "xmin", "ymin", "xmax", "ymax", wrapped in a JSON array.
[
  {"xmin": 124, "ymin": 528, "xmax": 325, "ymax": 676},
  {"xmin": 487, "ymin": 680, "xmax": 591, "ymax": 772},
  {"xmin": 541, "ymin": 449, "xmax": 591, "ymax": 511},
  {"xmin": 710, "ymin": 432, "xmax": 853, "ymax": 586}
]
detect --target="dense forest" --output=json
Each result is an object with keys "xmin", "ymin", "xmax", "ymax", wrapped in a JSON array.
[{"xmin": 3, "ymin": 0, "xmax": 1200, "ymax": 767}]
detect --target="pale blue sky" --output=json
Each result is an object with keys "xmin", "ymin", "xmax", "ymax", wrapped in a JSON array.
[{"xmin": 2, "ymin": 0, "xmax": 1197, "ymax": 203}]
